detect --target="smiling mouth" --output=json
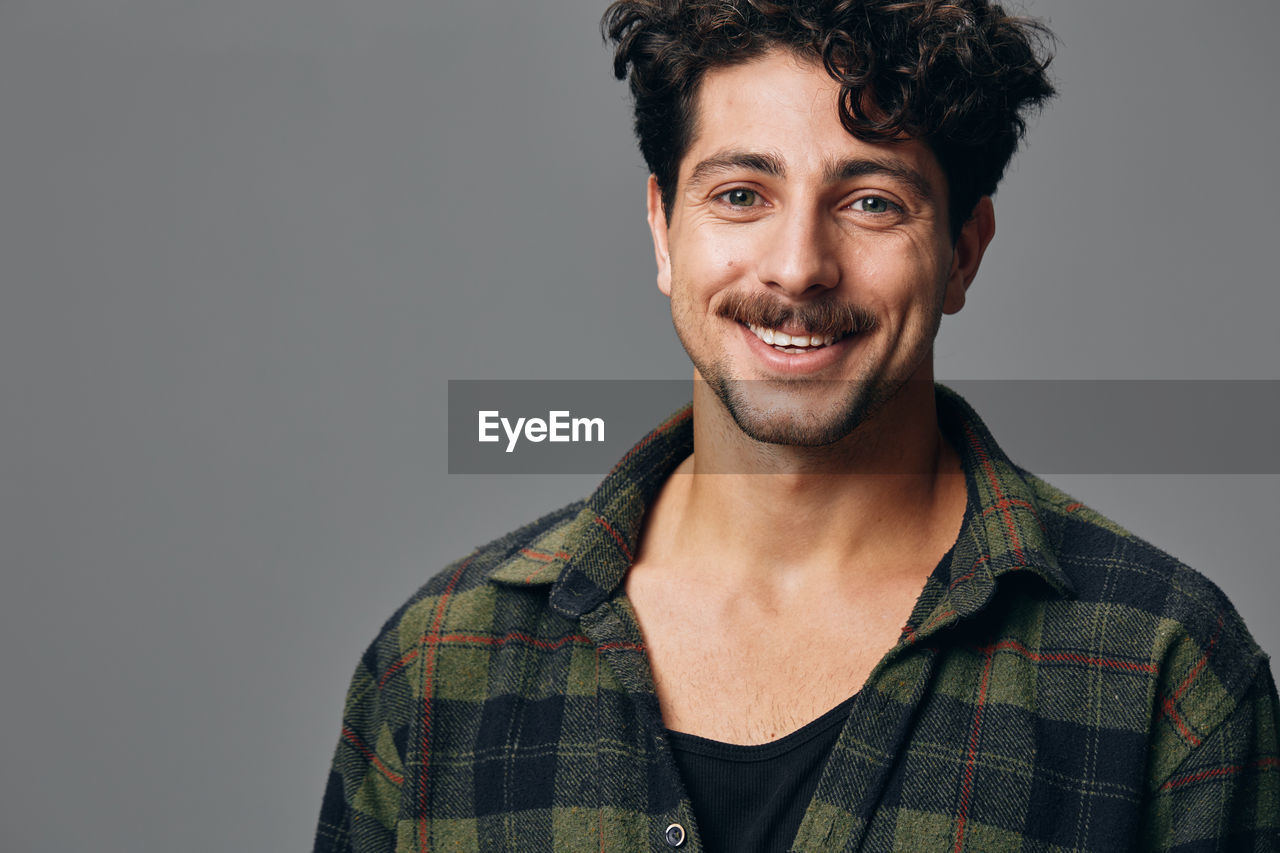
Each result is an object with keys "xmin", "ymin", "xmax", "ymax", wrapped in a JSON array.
[{"xmin": 746, "ymin": 323, "xmax": 848, "ymax": 354}]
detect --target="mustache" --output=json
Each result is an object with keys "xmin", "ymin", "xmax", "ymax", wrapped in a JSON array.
[{"xmin": 715, "ymin": 291, "xmax": 879, "ymax": 338}]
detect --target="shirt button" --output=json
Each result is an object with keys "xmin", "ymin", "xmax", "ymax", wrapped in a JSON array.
[{"xmin": 664, "ymin": 823, "xmax": 686, "ymax": 848}]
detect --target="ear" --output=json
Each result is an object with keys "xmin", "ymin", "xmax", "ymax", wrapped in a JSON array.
[
  {"xmin": 942, "ymin": 196, "xmax": 996, "ymax": 315},
  {"xmin": 646, "ymin": 175, "xmax": 673, "ymax": 297}
]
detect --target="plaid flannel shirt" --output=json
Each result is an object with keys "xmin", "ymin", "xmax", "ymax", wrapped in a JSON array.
[{"xmin": 315, "ymin": 386, "xmax": 1280, "ymax": 852}]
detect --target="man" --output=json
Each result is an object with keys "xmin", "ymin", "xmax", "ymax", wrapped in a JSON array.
[{"xmin": 315, "ymin": 1, "xmax": 1279, "ymax": 850}]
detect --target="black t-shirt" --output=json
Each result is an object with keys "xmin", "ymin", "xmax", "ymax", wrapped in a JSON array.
[{"xmin": 666, "ymin": 695, "xmax": 855, "ymax": 853}]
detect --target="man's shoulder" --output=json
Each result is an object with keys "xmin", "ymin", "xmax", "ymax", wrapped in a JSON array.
[
  {"xmin": 413, "ymin": 500, "xmax": 583, "ymax": 602},
  {"xmin": 358, "ymin": 500, "xmax": 587, "ymax": 679},
  {"xmin": 943, "ymin": 383, "xmax": 1269, "ymax": 684},
  {"xmin": 1028, "ymin": 475, "xmax": 1249, "ymax": 622},
  {"xmin": 1021, "ymin": 471, "xmax": 1269, "ymax": 708}
]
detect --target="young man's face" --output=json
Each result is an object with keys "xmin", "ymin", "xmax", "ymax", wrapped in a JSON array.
[{"xmin": 647, "ymin": 49, "xmax": 993, "ymax": 446}]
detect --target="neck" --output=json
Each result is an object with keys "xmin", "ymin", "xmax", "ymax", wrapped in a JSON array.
[{"xmin": 640, "ymin": 375, "xmax": 966, "ymax": 592}]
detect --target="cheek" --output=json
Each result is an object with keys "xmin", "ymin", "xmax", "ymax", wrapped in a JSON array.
[
  {"xmin": 851, "ymin": 241, "xmax": 947, "ymax": 309},
  {"xmin": 846, "ymin": 256, "xmax": 911, "ymax": 311},
  {"xmin": 702, "ymin": 231, "xmax": 747, "ymax": 273},
  {"xmin": 674, "ymin": 237, "xmax": 746, "ymax": 295}
]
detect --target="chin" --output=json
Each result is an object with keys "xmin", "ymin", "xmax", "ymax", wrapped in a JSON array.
[{"xmin": 709, "ymin": 375, "xmax": 894, "ymax": 447}]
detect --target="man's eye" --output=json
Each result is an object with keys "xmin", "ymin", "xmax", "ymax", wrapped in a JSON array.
[
  {"xmin": 720, "ymin": 188, "xmax": 759, "ymax": 207},
  {"xmin": 851, "ymin": 196, "xmax": 898, "ymax": 214}
]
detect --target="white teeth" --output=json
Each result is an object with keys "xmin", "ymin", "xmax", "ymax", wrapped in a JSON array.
[{"xmin": 747, "ymin": 323, "xmax": 841, "ymax": 351}]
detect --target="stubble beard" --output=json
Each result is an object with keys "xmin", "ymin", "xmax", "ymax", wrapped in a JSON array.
[
  {"xmin": 671, "ymin": 292, "xmax": 905, "ymax": 447},
  {"xmin": 673, "ymin": 289, "xmax": 943, "ymax": 448},
  {"xmin": 698, "ymin": 361, "xmax": 898, "ymax": 447}
]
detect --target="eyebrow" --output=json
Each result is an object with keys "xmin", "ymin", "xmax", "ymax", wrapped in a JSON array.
[
  {"xmin": 685, "ymin": 149, "xmax": 936, "ymax": 202},
  {"xmin": 686, "ymin": 150, "xmax": 786, "ymax": 186},
  {"xmin": 826, "ymin": 158, "xmax": 935, "ymax": 203}
]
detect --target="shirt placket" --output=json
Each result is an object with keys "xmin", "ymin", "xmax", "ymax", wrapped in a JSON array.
[
  {"xmin": 788, "ymin": 548, "xmax": 991, "ymax": 852},
  {"xmin": 579, "ymin": 598, "xmax": 707, "ymax": 852},
  {"xmin": 787, "ymin": 639, "xmax": 943, "ymax": 852}
]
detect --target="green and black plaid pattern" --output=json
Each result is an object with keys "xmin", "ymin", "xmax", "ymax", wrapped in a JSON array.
[{"xmin": 315, "ymin": 387, "xmax": 1279, "ymax": 851}]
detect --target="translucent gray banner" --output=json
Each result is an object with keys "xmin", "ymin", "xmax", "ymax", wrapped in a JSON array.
[{"xmin": 448, "ymin": 380, "xmax": 1280, "ymax": 475}]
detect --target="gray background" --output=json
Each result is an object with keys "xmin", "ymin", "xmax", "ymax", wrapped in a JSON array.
[{"xmin": 1, "ymin": 0, "xmax": 1276, "ymax": 850}]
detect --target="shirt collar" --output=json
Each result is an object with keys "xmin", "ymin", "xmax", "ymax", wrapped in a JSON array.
[
  {"xmin": 487, "ymin": 385, "xmax": 1074, "ymax": 619},
  {"xmin": 931, "ymin": 385, "xmax": 1075, "ymax": 622}
]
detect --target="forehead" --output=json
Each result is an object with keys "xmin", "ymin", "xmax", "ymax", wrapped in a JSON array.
[{"xmin": 682, "ymin": 49, "xmax": 943, "ymax": 192}]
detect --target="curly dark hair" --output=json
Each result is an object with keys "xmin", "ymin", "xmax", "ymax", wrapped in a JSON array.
[{"xmin": 603, "ymin": 0, "xmax": 1056, "ymax": 241}]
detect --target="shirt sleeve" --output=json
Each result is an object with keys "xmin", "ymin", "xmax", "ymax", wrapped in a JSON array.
[
  {"xmin": 1141, "ymin": 661, "xmax": 1280, "ymax": 851},
  {"xmin": 313, "ymin": 636, "xmax": 410, "ymax": 853}
]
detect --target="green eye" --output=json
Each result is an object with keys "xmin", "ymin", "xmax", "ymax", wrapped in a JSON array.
[
  {"xmin": 724, "ymin": 188, "xmax": 758, "ymax": 206},
  {"xmin": 854, "ymin": 196, "xmax": 894, "ymax": 214}
]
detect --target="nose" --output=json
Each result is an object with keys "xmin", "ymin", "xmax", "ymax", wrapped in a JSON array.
[{"xmin": 754, "ymin": 207, "xmax": 841, "ymax": 297}]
